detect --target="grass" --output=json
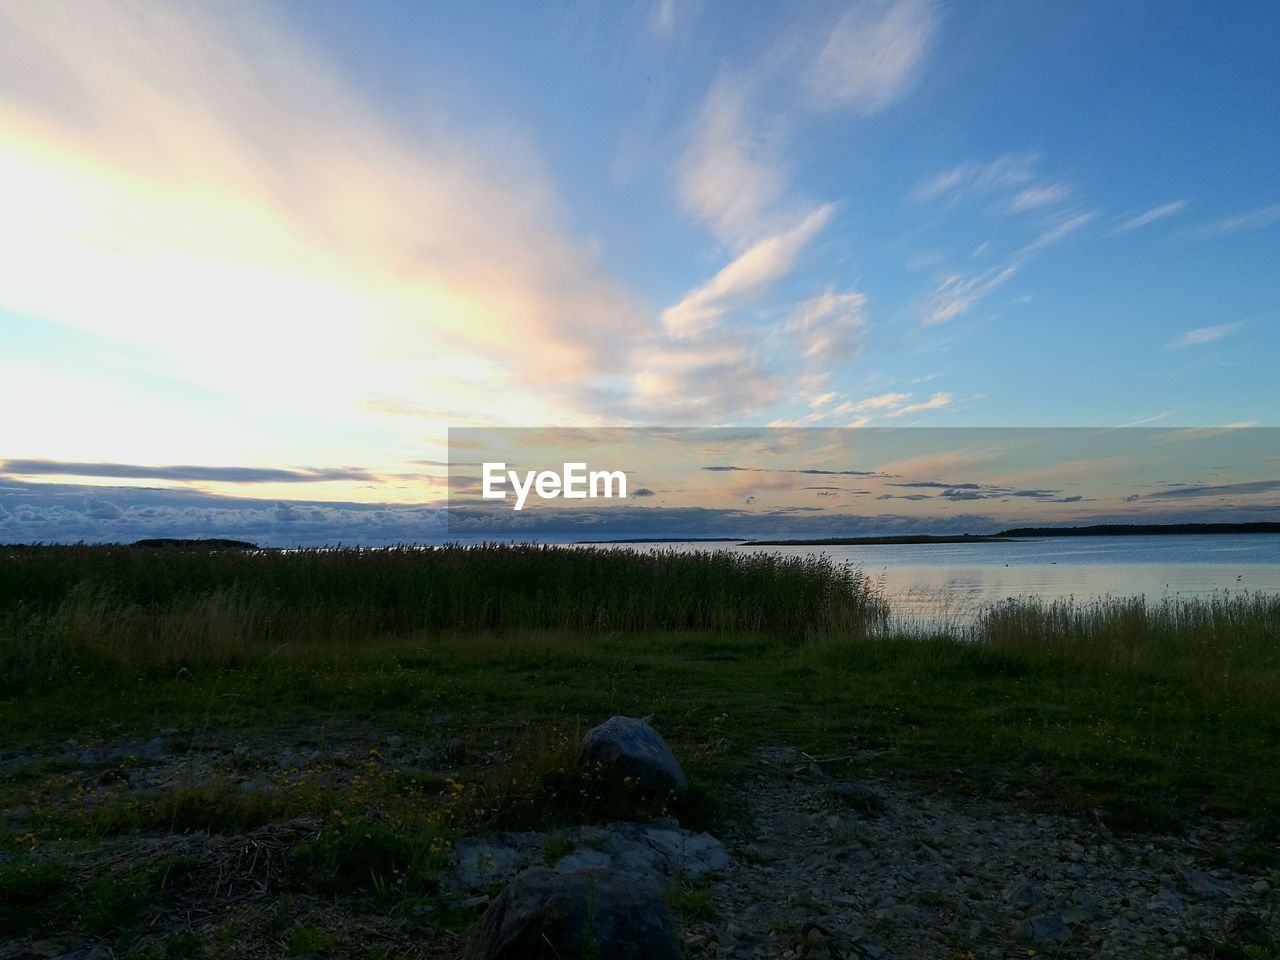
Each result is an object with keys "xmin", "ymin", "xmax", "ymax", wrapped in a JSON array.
[
  {"xmin": 0, "ymin": 543, "xmax": 1278, "ymax": 952},
  {"xmin": 0, "ymin": 543, "xmax": 886, "ymax": 690}
]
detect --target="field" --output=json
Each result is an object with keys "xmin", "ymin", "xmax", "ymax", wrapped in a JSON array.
[{"xmin": 1, "ymin": 544, "xmax": 1278, "ymax": 957}]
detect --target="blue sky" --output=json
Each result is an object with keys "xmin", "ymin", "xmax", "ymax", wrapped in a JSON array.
[{"xmin": 0, "ymin": 1, "xmax": 1277, "ymax": 543}]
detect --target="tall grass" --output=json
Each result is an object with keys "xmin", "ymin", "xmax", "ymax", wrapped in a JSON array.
[
  {"xmin": 0, "ymin": 543, "xmax": 886, "ymax": 687},
  {"xmin": 972, "ymin": 593, "xmax": 1280, "ymax": 677}
]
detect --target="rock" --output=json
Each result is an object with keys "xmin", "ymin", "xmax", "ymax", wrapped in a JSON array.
[
  {"xmin": 465, "ymin": 866, "xmax": 680, "ymax": 960},
  {"xmin": 577, "ymin": 716, "xmax": 687, "ymax": 798},
  {"xmin": 821, "ymin": 782, "xmax": 887, "ymax": 816},
  {"xmin": 77, "ymin": 747, "xmax": 107, "ymax": 765},
  {"xmin": 446, "ymin": 738, "xmax": 468, "ymax": 762},
  {"xmin": 1017, "ymin": 911, "xmax": 1071, "ymax": 945},
  {"xmin": 1225, "ymin": 910, "xmax": 1271, "ymax": 947},
  {"xmin": 452, "ymin": 822, "xmax": 729, "ymax": 894}
]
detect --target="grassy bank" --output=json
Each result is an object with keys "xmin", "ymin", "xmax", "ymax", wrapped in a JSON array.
[
  {"xmin": 0, "ymin": 544, "xmax": 884, "ymax": 689},
  {"xmin": 1, "ymin": 545, "xmax": 1278, "ymax": 953},
  {"xmin": 1, "ymin": 544, "xmax": 1276, "ymax": 825}
]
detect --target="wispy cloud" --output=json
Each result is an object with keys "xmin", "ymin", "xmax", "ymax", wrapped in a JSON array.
[
  {"xmin": 679, "ymin": 74, "xmax": 786, "ymax": 247},
  {"xmin": 1113, "ymin": 199, "xmax": 1189, "ymax": 234},
  {"xmin": 910, "ymin": 153, "xmax": 1037, "ymax": 206},
  {"xmin": 1021, "ymin": 211, "xmax": 1098, "ymax": 254},
  {"xmin": 1136, "ymin": 479, "xmax": 1280, "ymax": 500},
  {"xmin": 0, "ymin": 0, "xmax": 643, "ymax": 449},
  {"xmin": 1008, "ymin": 182, "xmax": 1070, "ymax": 212},
  {"xmin": 0, "ymin": 459, "xmax": 375, "ymax": 484},
  {"xmin": 1165, "ymin": 321, "xmax": 1244, "ymax": 349},
  {"xmin": 923, "ymin": 266, "xmax": 1018, "ymax": 325},
  {"xmin": 832, "ymin": 392, "xmax": 913, "ymax": 416},
  {"xmin": 1191, "ymin": 202, "xmax": 1280, "ymax": 238},
  {"xmin": 888, "ymin": 391, "xmax": 953, "ymax": 416},
  {"xmin": 802, "ymin": 0, "xmax": 940, "ymax": 115},
  {"xmin": 661, "ymin": 204, "xmax": 835, "ymax": 338},
  {"xmin": 784, "ymin": 289, "xmax": 867, "ymax": 361}
]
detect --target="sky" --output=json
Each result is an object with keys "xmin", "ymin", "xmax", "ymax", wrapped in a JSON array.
[{"xmin": 1, "ymin": 1, "xmax": 1278, "ymax": 543}]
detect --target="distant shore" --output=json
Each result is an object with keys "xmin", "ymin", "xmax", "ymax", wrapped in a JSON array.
[
  {"xmin": 743, "ymin": 534, "xmax": 1014, "ymax": 546},
  {"xmin": 583, "ymin": 521, "xmax": 1280, "ymax": 547}
]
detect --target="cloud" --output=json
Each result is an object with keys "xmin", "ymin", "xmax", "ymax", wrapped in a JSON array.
[
  {"xmin": 803, "ymin": 0, "xmax": 940, "ymax": 115},
  {"xmin": 785, "ymin": 289, "xmax": 868, "ymax": 361},
  {"xmin": 831, "ymin": 392, "xmax": 911, "ymax": 416},
  {"xmin": 910, "ymin": 153, "xmax": 1037, "ymax": 206},
  {"xmin": 1165, "ymin": 322, "xmax": 1244, "ymax": 349},
  {"xmin": 84, "ymin": 496, "xmax": 123, "ymax": 520},
  {"xmin": 678, "ymin": 74, "xmax": 786, "ymax": 247},
  {"xmin": 1113, "ymin": 200, "xmax": 1189, "ymax": 234},
  {"xmin": 1192, "ymin": 202, "xmax": 1280, "ymax": 238},
  {"xmin": 0, "ymin": 478, "xmax": 447, "ymax": 547},
  {"xmin": 1008, "ymin": 182, "xmax": 1070, "ymax": 212},
  {"xmin": 701, "ymin": 466, "xmax": 886, "ymax": 477},
  {"xmin": 652, "ymin": 0, "xmax": 676, "ymax": 35},
  {"xmin": 661, "ymin": 204, "xmax": 835, "ymax": 338},
  {"xmin": 632, "ymin": 487, "xmax": 656, "ymax": 497},
  {"xmin": 0, "ymin": 459, "xmax": 377, "ymax": 484},
  {"xmin": 0, "ymin": 0, "xmax": 643, "ymax": 444},
  {"xmin": 1135, "ymin": 479, "xmax": 1280, "ymax": 500},
  {"xmin": 923, "ymin": 267, "xmax": 1018, "ymax": 325},
  {"xmin": 1021, "ymin": 211, "xmax": 1097, "ymax": 254}
]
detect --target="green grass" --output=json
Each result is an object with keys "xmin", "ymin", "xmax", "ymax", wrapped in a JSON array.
[
  {"xmin": 0, "ymin": 544, "xmax": 1278, "ymax": 951},
  {"xmin": 0, "ymin": 543, "xmax": 885, "ymax": 691}
]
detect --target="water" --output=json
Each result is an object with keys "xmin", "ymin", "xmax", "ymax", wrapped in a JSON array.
[{"xmin": 631, "ymin": 535, "xmax": 1280, "ymax": 626}]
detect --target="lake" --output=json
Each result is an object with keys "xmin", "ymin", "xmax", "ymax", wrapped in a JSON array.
[{"xmin": 641, "ymin": 534, "xmax": 1280, "ymax": 626}]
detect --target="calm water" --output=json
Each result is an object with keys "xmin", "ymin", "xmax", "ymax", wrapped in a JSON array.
[{"xmin": 639, "ymin": 535, "xmax": 1280, "ymax": 626}]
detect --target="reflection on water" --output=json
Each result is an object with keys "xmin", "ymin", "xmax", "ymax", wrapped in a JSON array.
[{"xmin": 635, "ymin": 535, "xmax": 1280, "ymax": 627}]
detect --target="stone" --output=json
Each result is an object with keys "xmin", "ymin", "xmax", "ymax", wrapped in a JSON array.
[
  {"xmin": 1017, "ymin": 911, "xmax": 1071, "ymax": 945},
  {"xmin": 465, "ymin": 866, "xmax": 680, "ymax": 960},
  {"xmin": 821, "ymin": 781, "xmax": 888, "ymax": 816},
  {"xmin": 577, "ymin": 716, "xmax": 687, "ymax": 797}
]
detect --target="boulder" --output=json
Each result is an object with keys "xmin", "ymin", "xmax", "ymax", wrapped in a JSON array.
[
  {"xmin": 464, "ymin": 866, "xmax": 680, "ymax": 960},
  {"xmin": 576, "ymin": 716, "xmax": 687, "ymax": 798}
]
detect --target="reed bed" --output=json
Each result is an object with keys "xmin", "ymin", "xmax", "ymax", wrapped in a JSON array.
[
  {"xmin": 970, "ymin": 592, "xmax": 1280, "ymax": 687},
  {"xmin": 0, "ymin": 543, "xmax": 887, "ymax": 686}
]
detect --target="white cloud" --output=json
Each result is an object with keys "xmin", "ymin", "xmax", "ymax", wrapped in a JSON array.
[
  {"xmin": 1021, "ymin": 211, "xmax": 1097, "ymax": 254},
  {"xmin": 888, "ymin": 391, "xmax": 952, "ymax": 416},
  {"xmin": 1009, "ymin": 182, "xmax": 1070, "ymax": 212},
  {"xmin": 1192, "ymin": 202, "xmax": 1280, "ymax": 238},
  {"xmin": 910, "ymin": 153, "xmax": 1037, "ymax": 205},
  {"xmin": 1114, "ymin": 199, "xmax": 1189, "ymax": 234},
  {"xmin": 832, "ymin": 392, "xmax": 912, "ymax": 416},
  {"xmin": 679, "ymin": 74, "xmax": 786, "ymax": 247},
  {"xmin": 784, "ymin": 289, "xmax": 868, "ymax": 361},
  {"xmin": 803, "ymin": 0, "xmax": 940, "ymax": 115},
  {"xmin": 0, "ymin": 0, "xmax": 644, "ymax": 459},
  {"xmin": 1165, "ymin": 322, "xmax": 1244, "ymax": 349},
  {"xmin": 662, "ymin": 204, "xmax": 835, "ymax": 338},
  {"xmin": 924, "ymin": 266, "xmax": 1018, "ymax": 325},
  {"xmin": 652, "ymin": 0, "xmax": 676, "ymax": 35}
]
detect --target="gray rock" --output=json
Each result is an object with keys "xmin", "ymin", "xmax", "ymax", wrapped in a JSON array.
[
  {"xmin": 1017, "ymin": 911, "xmax": 1072, "ymax": 945},
  {"xmin": 451, "ymin": 822, "xmax": 729, "ymax": 894},
  {"xmin": 453, "ymin": 833, "xmax": 544, "ymax": 890},
  {"xmin": 821, "ymin": 781, "xmax": 888, "ymax": 816},
  {"xmin": 577, "ymin": 716, "xmax": 686, "ymax": 798},
  {"xmin": 465, "ymin": 866, "xmax": 680, "ymax": 960}
]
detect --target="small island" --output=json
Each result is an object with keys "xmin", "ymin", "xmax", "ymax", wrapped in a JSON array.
[{"xmin": 742, "ymin": 534, "xmax": 1014, "ymax": 546}]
